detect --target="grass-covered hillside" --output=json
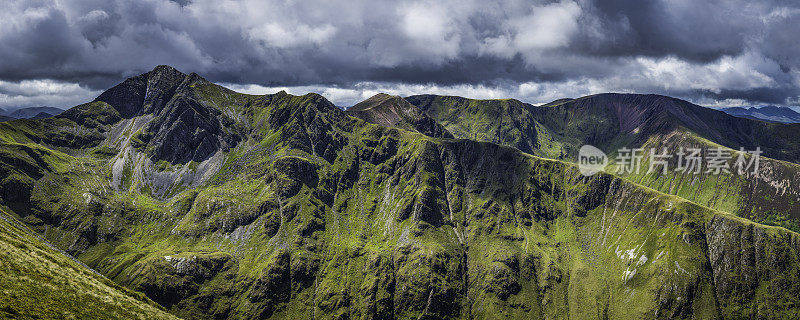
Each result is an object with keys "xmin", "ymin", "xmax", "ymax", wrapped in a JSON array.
[
  {"xmin": 0, "ymin": 66, "xmax": 799, "ymax": 319},
  {"xmin": 0, "ymin": 209, "xmax": 178, "ymax": 320},
  {"xmin": 406, "ymin": 94, "xmax": 553, "ymax": 157}
]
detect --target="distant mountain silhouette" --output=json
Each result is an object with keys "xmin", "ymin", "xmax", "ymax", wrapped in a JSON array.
[
  {"xmin": 722, "ymin": 105, "xmax": 800, "ymax": 123},
  {"xmin": 7, "ymin": 106, "xmax": 64, "ymax": 119}
]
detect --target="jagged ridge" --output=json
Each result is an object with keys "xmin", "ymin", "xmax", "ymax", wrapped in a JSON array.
[{"xmin": 408, "ymin": 93, "xmax": 800, "ymax": 222}]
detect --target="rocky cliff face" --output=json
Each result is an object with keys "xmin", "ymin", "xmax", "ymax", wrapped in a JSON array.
[
  {"xmin": 96, "ymin": 65, "xmax": 243, "ymax": 164},
  {"xmin": 706, "ymin": 215, "xmax": 800, "ymax": 318},
  {"xmin": 0, "ymin": 66, "xmax": 799, "ymax": 319}
]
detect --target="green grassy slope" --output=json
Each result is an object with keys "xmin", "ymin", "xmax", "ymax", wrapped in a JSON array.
[
  {"xmin": 405, "ymin": 95, "xmax": 560, "ymax": 157},
  {"xmin": 1, "ymin": 66, "xmax": 799, "ymax": 319},
  {"xmin": 0, "ymin": 209, "xmax": 179, "ymax": 320}
]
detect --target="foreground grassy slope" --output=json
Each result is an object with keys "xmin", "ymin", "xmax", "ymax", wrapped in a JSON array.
[
  {"xmin": 0, "ymin": 209, "xmax": 178, "ymax": 320},
  {"xmin": 1, "ymin": 66, "xmax": 799, "ymax": 319}
]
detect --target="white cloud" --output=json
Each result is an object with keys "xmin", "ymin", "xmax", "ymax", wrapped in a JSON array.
[
  {"xmin": 512, "ymin": 1, "xmax": 581, "ymax": 52},
  {"xmin": 635, "ymin": 52, "xmax": 777, "ymax": 93},
  {"xmin": 0, "ymin": 79, "xmax": 100, "ymax": 110},
  {"xmin": 78, "ymin": 9, "xmax": 109, "ymax": 24},
  {"xmin": 481, "ymin": 0, "xmax": 581, "ymax": 60},
  {"xmin": 394, "ymin": 1, "xmax": 461, "ymax": 64},
  {"xmin": 248, "ymin": 23, "xmax": 336, "ymax": 48}
]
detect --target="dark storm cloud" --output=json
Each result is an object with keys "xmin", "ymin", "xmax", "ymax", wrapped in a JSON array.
[
  {"xmin": 0, "ymin": 0, "xmax": 799, "ymax": 108},
  {"xmin": 582, "ymin": 0, "xmax": 753, "ymax": 61}
]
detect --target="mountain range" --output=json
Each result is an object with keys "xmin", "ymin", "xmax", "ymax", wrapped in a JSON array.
[
  {"xmin": 404, "ymin": 93, "xmax": 800, "ymax": 221},
  {"xmin": 721, "ymin": 106, "xmax": 800, "ymax": 123},
  {"xmin": 0, "ymin": 106, "xmax": 64, "ymax": 122},
  {"xmin": 1, "ymin": 65, "xmax": 800, "ymax": 319}
]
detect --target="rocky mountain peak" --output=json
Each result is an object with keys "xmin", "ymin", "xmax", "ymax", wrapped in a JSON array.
[
  {"xmin": 147, "ymin": 64, "xmax": 186, "ymax": 79},
  {"xmin": 349, "ymin": 93, "xmax": 404, "ymax": 112},
  {"xmin": 93, "ymin": 65, "xmax": 194, "ymax": 118},
  {"xmin": 347, "ymin": 93, "xmax": 453, "ymax": 138},
  {"xmin": 348, "ymin": 93, "xmax": 398, "ymax": 112}
]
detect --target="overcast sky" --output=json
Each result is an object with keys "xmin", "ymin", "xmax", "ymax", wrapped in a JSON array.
[{"xmin": 1, "ymin": 0, "xmax": 799, "ymax": 110}]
